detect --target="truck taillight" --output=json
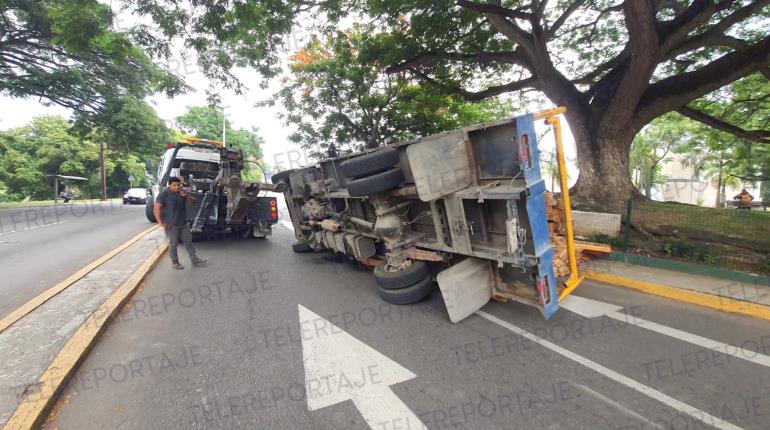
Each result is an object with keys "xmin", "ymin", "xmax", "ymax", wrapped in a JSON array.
[{"xmin": 270, "ymin": 199, "xmax": 277, "ymax": 206}]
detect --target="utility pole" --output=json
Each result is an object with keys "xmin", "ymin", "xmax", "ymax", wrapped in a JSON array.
[
  {"xmin": 100, "ymin": 142, "xmax": 107, "ymax": 201},
  {"xmin": 222, "ymin": 108, "xmax": 227, "ymax": 148}
]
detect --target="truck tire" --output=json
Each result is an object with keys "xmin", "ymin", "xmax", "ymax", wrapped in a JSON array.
[
  {"xmin": 145, "ymin": 198, "xmax": 156, "ymax": 223},
  {"xmin": 271, "ymin": 169, "xmax": 293, "ymax": 184},
  {"xmin": 346, "ymin": 167, "xmax": 404, "ymax": 197},
  {"xmin": 292, "ymin": 241, "xmax": 313, "ymax": 253},
  {"xmin": 374, "ymin": 261, "xmax": 429, "ymax": 290},
  {"xmin": 340, "ymin": 148, "xmax": 399, "ymax": 178},
  {"xmin": 234, "ymin": 225, "xmax": 253, "ymax": 239},
  {"xmin": 377, "ymin": 275, "xmax": 435, "ymax": 305}
]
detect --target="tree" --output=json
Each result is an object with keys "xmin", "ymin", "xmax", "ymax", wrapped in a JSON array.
[
  {"xmin": 266, "ymin": 30, "xmax": 515, "ymax": 155},
  {"xmin": 129, "ymin": 0, "xmax": 770, "ymax": 203},
  {"xmin": 175, "ymin": 106, "xmax": 265, "ymax": 180},
  {"xmin": 0, "ymin": 116, "xmax": 98, "ymax": 199},
  {"xmin": 0, "ymin": 0, "xmax": 185, "ymax": 126},
  {"xmin": 0, "ymin": 115, "xmax": 155, "ymax": 201}
]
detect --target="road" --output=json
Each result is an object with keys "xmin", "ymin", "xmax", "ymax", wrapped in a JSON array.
[
  {"xmin": 43, "ymin": 223, "xmax": 770, "ymax": 430},
  {"xmin": 0, "ymin": 201, "xmax": 150, "ymax": 319}
]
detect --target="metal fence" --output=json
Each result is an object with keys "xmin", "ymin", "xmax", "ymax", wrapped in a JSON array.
[{"xmin": 572, "ymin": 199, "xmax": 770, "ymax": 276}]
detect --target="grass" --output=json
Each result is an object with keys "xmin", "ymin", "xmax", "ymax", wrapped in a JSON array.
[
  {"xmin": 628, "ymin": 201, "xmax": 770, "ymax": 274},
  {"xmin": 0, "ymin": 198, "xmax": 122, "ymax": 208},
  {"xmin": 633, "ymin": 201, "xmax": 770, "ymax": 245}
]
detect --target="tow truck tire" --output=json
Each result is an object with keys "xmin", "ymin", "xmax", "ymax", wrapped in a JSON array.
[
  {"xmin": 292, "ymin": 241, "xmax": 313, "ymax": 253},
  {"xmin": 374, "ymin": 261, "xmax": 429, "ymax": 290},
  {"xmin": 346, "ymin": 167, "xmax": 404, "ymax": 197},
  {"xmin": 145, "ymin": 198, "xmax": 156, "ymax": 223},
  {"xmin": 377, "ymin": 275, "xmax": 435, "ymax": 305},
  {"xmin": 340, "ymin": 148, "xmax": 399, "ymax": 178},
  {"xmin": 235, "ymin": 225, "xmax": 253, "ymax": 239}
]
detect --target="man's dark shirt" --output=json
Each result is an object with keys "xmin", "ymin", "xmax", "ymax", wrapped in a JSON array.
[{"xmin": 156, "ymin": 188, "xmax": 188, "ymax": 226}]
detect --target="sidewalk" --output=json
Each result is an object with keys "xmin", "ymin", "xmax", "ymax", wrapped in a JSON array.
[
  {"xmin": 0, "ymin": 228, "xmax": 166, "ymax": 429},
  {"xmin": 582, "ymin": 258, "xmax": 770, "ymax": 319}
]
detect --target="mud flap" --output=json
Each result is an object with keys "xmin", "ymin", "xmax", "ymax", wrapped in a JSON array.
[{"xmin": 437, "ymin": 258, "xmax": 494, "ymax": 323}]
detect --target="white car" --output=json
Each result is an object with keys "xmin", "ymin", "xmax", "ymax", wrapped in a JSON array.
[{"xmin": 123, "ymin": 188, "xmax": 149, "ymax": 205}]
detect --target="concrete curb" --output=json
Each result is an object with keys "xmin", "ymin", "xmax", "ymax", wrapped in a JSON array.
[
  {"xmin": 583, "ymin": 270, "xmax": 770, "ymax": 322},
  {"xmin": 0, "ymin": 225, "xmax": 160, "ymax": 334},
  {"xmin": 2, "ymin": 242, "xmax": 167, "ymax": 430}
]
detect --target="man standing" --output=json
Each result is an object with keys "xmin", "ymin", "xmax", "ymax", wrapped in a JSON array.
[{"xmin": 153, "ymin": 177, "xmax": 207, "ymax": 269}]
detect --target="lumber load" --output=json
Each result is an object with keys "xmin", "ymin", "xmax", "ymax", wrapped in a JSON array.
[{"xmin": 544, "ymin": 192, "xmax": 611, "ymax": 277}]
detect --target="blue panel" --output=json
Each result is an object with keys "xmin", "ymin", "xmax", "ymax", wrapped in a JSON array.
[
  {"xmin": 514, "ymin": 114, "xmax": 542, "ymax": 187},
  {"xmin": 538, "ymin": 248, "xmax": 560, "ymax": 320},
  {"xmin": 514, "ymin": 113, "xmax": 559, "ymax": 319}
]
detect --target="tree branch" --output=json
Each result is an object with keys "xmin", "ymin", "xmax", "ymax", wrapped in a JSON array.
[
  {"xmin": 665, "ymin": 0, "xmax": 770, "ymax": 58},
  {"xmin": 412, "ymin": 68, "xmax": 535, "ymax": 101},
  {"xmin": 636, "ymin": 35, "xmax": 770, "ymax": 125},
  {"xmin": 658, "ymin": 0, "xmax": 733, "ymax": 53},
  {"xmin": 456, "ymin": 0, "xmax": 532, "ymax": 20},
  {"xmin": 385, "ymin": 50, "xmax": 530, "ymax": 74},
  {"xmin": 677, "ymin": 106, "xmax": 770, "ymax": 144},
  {"xmin": 546, "ymin": 0, "xmax": 588, "ymax": 38}
]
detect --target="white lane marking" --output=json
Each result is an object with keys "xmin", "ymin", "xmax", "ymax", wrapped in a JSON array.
[
  {"xmin": 0, "ymin": 220, "xmax": 68, "ymax": 236},
  {"xmin": 571, "ymin": 382, "xmax": 666, "ymax": 430},
  {"xmin": 476, "ymin": 310, "xmax": 746, "ymax": 430},
  {"xmin": 561, "ymin": 295, "xmax": 770, "ymax": 369},
  {"xmin": 279, "ymin": 220, "xmax": 295, "ymax": 231},
  {"xmin": 298, "ymin": 304, "xmax": 425, "ymax": 429}
]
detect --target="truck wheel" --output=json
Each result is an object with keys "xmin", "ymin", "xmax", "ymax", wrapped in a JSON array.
[
  {"xmin": 346, "ymin": 167, "xmax": 404, "ymax": 197},
  {"xmin": 292, "ymin": 241, "xmax": 313, "ymax": 252},
  {"xmin": 145, "ymin": 198, "xmax": 156, "ymax": 223},
  {"xmin": 235, "ymin": 225, "xmax": 253, "ymax": 239},
  {"xmin": 374, "ymin": 261, "xmax": 429, "ymax": 290},
  {"xmin": 377, "ymin": 275, "xmax": 435, "ymax": 305},
  {"xmin": 340, "ymin": 148, "xmax": 399, "ymax": 178}
]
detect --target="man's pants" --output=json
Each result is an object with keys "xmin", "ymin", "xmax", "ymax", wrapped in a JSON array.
[{"xmin": 165, "ymin": 225, "xmax": 197, "ymax": 263}]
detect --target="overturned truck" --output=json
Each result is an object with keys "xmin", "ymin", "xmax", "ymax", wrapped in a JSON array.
[{"xmin": 274, "ymin": 108, "xmax": 582, "ymax": 322}]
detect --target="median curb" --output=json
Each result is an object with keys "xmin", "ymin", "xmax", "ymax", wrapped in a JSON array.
[
  {"xmin": 0, "ymin": 226, "xmax": 160, "ymax": 334},
  {"xmin": 1, "ymin": 239, "xmax": 167, "ymax": 430},
  {"xmin": 583, "ymin": 270, "xmax": 770, "ymax": 322}
]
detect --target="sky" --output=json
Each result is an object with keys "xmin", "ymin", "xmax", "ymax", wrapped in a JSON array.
[{"xmin": 0, "ymin": 12, "xmax": 579, "ymax": 187}]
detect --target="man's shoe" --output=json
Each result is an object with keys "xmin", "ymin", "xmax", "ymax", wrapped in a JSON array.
[
  {"xmin": 191, "ymin": 257, "xmax": 207, "ymax": 267},
  {"xmin": 172, "ymin": 262, "xmax": 185, "ymax": 270}
]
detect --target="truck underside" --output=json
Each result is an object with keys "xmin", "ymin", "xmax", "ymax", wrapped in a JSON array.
[{"xmin": 274, "ymin": 111, "xmax": 573, "ymax": 321}]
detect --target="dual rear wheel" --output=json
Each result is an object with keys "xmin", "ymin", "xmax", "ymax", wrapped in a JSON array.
[{"xmin": 373, "ymin": 260, "xmax": 435, "ymax": 305}]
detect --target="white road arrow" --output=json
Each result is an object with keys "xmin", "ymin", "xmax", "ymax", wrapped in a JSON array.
[
  {"xmin": 298, "ymin": 304, "xmax": 425, "ymax": 430},
  {"xmin": 560, "ymin": 295, "xmax": 770, "ymax": 368}
]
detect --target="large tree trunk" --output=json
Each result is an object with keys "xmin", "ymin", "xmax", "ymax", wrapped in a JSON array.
[{"xmin": 562, "ymin": 109, "xmax": 639, "ymax": 206}]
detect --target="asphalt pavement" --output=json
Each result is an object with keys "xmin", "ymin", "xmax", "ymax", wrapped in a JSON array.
[
  {"xmin": 0, "ymin": 201, "xmax": 151, "ymax": 319},
  {"xmin": 42, "ymin": 223, "xmax": 770, "ymax": 430}
]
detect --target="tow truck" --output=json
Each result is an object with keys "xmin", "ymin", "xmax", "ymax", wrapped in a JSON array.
[
  {"xmin": 146, "ymin": 137, "xmax": 280, "ymax": 238},
  {"xmin": 273, "ymin": 108, "xmax": 583, "ymax": 322}
]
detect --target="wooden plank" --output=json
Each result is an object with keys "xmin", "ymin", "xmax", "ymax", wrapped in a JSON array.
[{"xmin": 574, "ymin": 240, "xmax": 612, "ymax": 255}]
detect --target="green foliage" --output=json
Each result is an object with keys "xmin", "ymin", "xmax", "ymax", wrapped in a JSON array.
[
  {"xmin": 0, "ymin": 116, "xmax": 146, "ymax": 200},
  {"xmin": 126, "ymin": 0, "xmax": 770, "ymax": 201},
  {"xmin": 266, "ymin": 30, "xmax": 514, "ymax": 154},
  {"xmin": 175, "ymin": 106, "xmax": 265, "ymax": 180},
  {"xmin": 0, "ymin": 0, "xmax": 185, "ymax": 126}
]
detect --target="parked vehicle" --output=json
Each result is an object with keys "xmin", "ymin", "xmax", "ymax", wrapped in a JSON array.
[
  {"xmin": 274, "ymin": 108, "xmax": 582, "ymax": 322},
  {"xmin": 123, "ymin": 188, "xmax": 150, "ymax": 205},
  {"xmin": 146, "ymin": 138, "xmax": 279, "ymax": 238}
]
